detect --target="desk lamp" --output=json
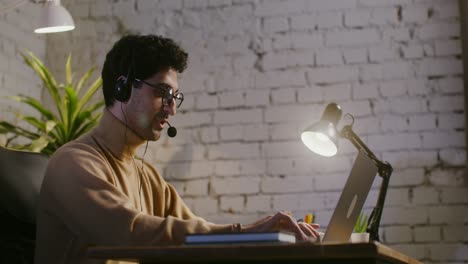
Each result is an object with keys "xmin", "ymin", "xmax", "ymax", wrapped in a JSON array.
[{"xmin": 301, "ymin": 103, "xmax": 393, "ymax": 242}]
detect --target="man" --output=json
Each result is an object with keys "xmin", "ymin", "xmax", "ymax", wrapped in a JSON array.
[{"xmin": 35, "ymin": 35, "xmax": 319, "ymax": 264}]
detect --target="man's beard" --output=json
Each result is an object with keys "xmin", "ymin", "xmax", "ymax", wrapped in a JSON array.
[{"xmin": 135, "ymin": 110, "xmax": 167, "ymax": 128}]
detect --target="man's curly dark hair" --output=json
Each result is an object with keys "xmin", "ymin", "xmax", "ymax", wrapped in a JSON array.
[{"xmin": 102, "ymin": 34, "xmax": 188, "ymax": 107}]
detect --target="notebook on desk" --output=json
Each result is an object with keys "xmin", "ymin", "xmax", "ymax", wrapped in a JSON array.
[
  {"xmin": 319, "ymin": 151, "xmax": 378, "ymax": 243},
  {"xmin": 185, "ymin": 231, "xmax": 296, "ymax": 244}
]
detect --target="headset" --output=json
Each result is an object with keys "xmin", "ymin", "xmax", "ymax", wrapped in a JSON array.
[
  {"xmin": 114, "ymin": 49, "xmax": 146, "ymax": 211},
  {"xmin": 114, "ymin": 74, "xmax": 132, "ymax": 102},
  {"xmin": 114, "ymin": 49, "xmax": 137, "ymax": 103},
  {"xmin": 113, "ymin": 46, "xmax": 178, "ymax": 138}
]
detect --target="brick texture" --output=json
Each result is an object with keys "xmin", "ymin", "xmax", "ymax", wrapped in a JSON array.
[
  {"xmin": 0, "ymin": 3, "xmax": 46, "ymax": 130},
  {"xmin": 9, "ymin": 0, "xmax": 465, "ymax": 263}
]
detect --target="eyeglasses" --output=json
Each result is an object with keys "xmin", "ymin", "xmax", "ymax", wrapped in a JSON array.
[{"xmin": 134, "ymin": 78, "xmax": 184, "ymax": 108}]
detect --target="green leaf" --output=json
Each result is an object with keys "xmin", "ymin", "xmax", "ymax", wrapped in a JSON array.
[
  {"xmin": 82, "ymin": 101, "xmax": 104, "ymax": 117},
  {"xmin": 71, "ymin": 112, "xmax": 102, "ymax": 139},
  {"xmin": 22, "ymin": 51, "xmax": 60, "ymax": 105},
  {"xmin": 22, "ymin": 116, "xmax": 47, "ymax": 131},
  {"xmin": 65, "ymin": 54, "xmax": 73, "ymax": 86},
  {"xmin": 8, "ymin": 95, "xmax": 56, "ymax": 121},
  {"xmin": 76, "ymin": 77, "xmax": 102, "ymax": 112},
  {"xmin": 45, "ymin": 120, "xmax": 57, "ymax": 133},
  {"xmin": 354, "ymin": 212, "xmax": 369, "ymax": 233},
  {"xmin": 52, "ymin": 122, "xmax": 67, "ymax": 144},
  {"xmin": 30, "ymin": 135, "xmax": 52, "ymax": 152},
  {"xmin": 3, "ymin": 51, "xmax": 104, "ymax": 155},
  {"xmin": 0, "ymin": 121, "xmax": 16, "ymax": 131},
  {"xmin": 0, "ymin": 121, "xmax": 40, "ymax": 139},
  {"xmin": 23, "ymin": 52, "xmax": 68, "ymax": 130},
  {"xmin": 41, "ymin": 144, "xmax": 55, "ymax": 156},
  {"xmin": 70, "ymin": 110, "xmax": 92, "ymax": 135},
  {"xmin": 64, "ymin": 85, "xmax": 79, "ymax": 137},
  {"xmin": 75, "ymin": 66, "xmax": 95, "ymax": 94}
]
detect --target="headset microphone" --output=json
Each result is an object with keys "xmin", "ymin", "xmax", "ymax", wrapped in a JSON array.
[{"xmin": 167, "ymin": 122, "xmax": 177, "ymax": 138}]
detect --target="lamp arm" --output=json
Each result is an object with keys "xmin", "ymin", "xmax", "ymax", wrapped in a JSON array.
[{"xmin": 339, "ymin": 125, "xmax": 393, "ymax": 242}]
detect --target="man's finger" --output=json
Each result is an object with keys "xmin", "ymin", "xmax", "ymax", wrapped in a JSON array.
[
  {"xmin": 299, "ymin": 222, "xmax": 320, "ymax": 238},
  {"xmin": 309, "ymin": 223, "xmax": 320, "ymax": 228}
]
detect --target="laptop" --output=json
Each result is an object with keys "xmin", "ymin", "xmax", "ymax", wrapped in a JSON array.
[{"xmin": 320, "ymin": 151, "xmax": 378, "ymax": 243}]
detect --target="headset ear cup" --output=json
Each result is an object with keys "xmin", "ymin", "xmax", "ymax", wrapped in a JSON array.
[{"xmin": 114, "ymin": 77, "xmax": 132, "ymax": 102}]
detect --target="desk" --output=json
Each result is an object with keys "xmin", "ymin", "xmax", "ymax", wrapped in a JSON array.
[{"xmin": 87, "ymin": 242, "xmax": 422, "ymax": 264}]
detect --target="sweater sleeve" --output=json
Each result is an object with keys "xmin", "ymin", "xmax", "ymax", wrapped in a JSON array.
[
  {"xmin": 42, "ymin": 144, "xmax": 234, "ymax": 246},
  {"xmin": 145, "ymin": 161, "xmax": 237, "ymax": 235},
  {"xmin": 164, "ymin": 181, "xmax": 233, "ymax": 233}
]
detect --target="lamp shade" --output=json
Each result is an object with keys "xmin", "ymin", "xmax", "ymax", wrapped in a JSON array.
[
  {"xmin": 301, "ymin": 103, "xmax": 342, "ymax": 157},
  {"xmin": 34, "ymin": 0, "xmax": 75, "ymax": 34}
]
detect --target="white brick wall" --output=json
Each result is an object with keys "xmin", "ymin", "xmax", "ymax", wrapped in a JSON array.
[
  {"xmin": 246, "ymin": 195, "xmax": 271, "ymax": 212},
  {"xmin": 220, "ymin": 196, "xmax": 244, "ymax": 213},
  {"xmin": 443, "ymin": 226, "xmax": 468, "ymax": 242},
  {"xmin": 212, "ymin": 176, "xmax": 261, "ymax": 195},
  {"xmin": 0, "ymin": 2, "xmax": 46, "ymax": 142},
  {"xmin": 430, "ymin": 244, "xmax": 468, "ymax": 261},
  {"xmin": 326, "ymin": 29, "xmax": 380, "ymax": 47},
  {"xmin": 414, "ymin": 226, "xmax": 441, "ymax": 242},
  {"xmin": 43, "ymin": 0, "xmax": 467, "ymax": 262},
  {"xmin": 384, "ymin": 226, "xmax": 413, "ymax": 243}
]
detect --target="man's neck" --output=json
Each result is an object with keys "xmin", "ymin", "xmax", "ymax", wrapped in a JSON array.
[{"xmin": 93, "ymin": 108, "xmax": 146, "ymax": 159}]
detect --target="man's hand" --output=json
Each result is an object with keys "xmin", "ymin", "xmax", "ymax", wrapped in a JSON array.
[{"xmin": 241, "ymin": 212, "xmax": 320, "ymax": 242}]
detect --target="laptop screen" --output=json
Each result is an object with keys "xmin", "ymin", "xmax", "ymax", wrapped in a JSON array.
[{"xmin": 322, "ymin": 151, "xmax": 378, "ymax": 243}]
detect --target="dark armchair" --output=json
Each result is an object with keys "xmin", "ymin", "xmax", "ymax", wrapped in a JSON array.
[{"xmin": 0, "ymin": 147, "xmax": 49, "ymax": 264}]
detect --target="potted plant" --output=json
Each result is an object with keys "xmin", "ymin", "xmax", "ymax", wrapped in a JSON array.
[
  {"xmin": 0, "ymin": 51, "xmax": 103, "ymax": 155},
  {"xmin": 351, "ymin": 212, "xmax": 370, "ymax": 243}
]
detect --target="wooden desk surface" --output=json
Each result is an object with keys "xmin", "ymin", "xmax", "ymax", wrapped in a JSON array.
[{"xmin": 87, "ymin": 242, "xmax": 422, "ymax": 264}]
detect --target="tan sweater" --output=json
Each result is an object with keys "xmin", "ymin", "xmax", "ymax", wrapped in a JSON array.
[{"xmin": 35, "ymin": 110, "xmax": 236, "ymax": 264}]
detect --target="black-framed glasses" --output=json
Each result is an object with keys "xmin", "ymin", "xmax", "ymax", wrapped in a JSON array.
[{"xmin": 134, "ymin": 78, "xmax": 184, "ymax": 108}]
